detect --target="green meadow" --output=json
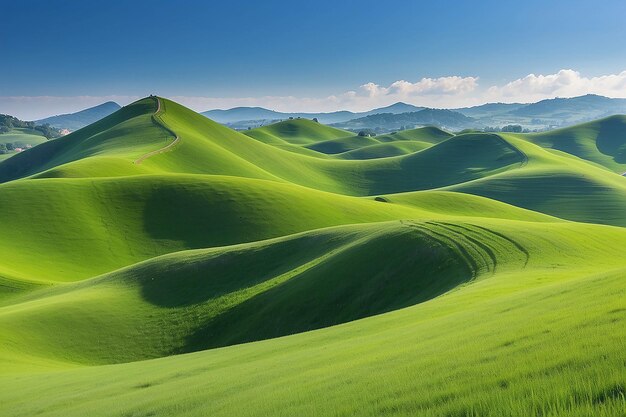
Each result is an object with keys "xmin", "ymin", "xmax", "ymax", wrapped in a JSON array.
[
  {"xmin": 0, "ymin": 97, "xmax": 625, "ymax": 416},
  {"xmin": 0, "ymin": 128, "xmax": 49, "ymax": 160}
]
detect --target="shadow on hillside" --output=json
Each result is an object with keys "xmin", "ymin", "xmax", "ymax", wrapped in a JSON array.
[
  {"xmin": 595, "ymin": 116, "xmax": 626, "ymax": 163},
  {"xmin": 172, "ymin": 226, "xmax": 477, "ymax": 353},
  {"xmin": 133, "ymin": 232, "xmax": 358, "ymax": 308},
  {"xmin": 355, "ymin": 134, "xmax": 524, "ymax": 196}
]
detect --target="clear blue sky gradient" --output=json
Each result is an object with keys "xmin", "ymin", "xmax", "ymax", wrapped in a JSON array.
[{"xmin": 2, "ymin": 0, "xmax": 626, "ymax": 99}]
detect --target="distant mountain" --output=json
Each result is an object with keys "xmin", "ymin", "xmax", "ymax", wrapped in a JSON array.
[
  {"xmin": 452, "ymin": 95, "xmax": 626, "ymax": 129},
  {"xmin": 202, "ymin": 102, "xmax": 424, "ymax": 126},
  {"xmin": 454, "ymin": 102, "xmax": 526, "ymax": 118},
  {"xmin": 203, "ymin": 107, "xmax": 287, "ymax": 123},
  {"xmin": 362, "ymin": 102, "xmax": 424, "ymax": 116},
  {"xmin": 332, "ymin": 109, "xmax": 475, "ymax": 132},
  {"xmin": 204, "ymin": 95, "xmax": 626, "ymax": 132},
  {"xmin": 203, "ymin": 107, "xmax": 355, "ymax": 125},
  {"xmin": 35, "ymin": 101, "xmax": 121, "ymax": 131},
  {"xmin": 509, "ymin": 94, "xmax": 626, "ymax": 118}
]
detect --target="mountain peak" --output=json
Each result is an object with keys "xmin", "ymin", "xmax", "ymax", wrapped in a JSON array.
[
  {"xmin": 35, "ymin": 102, "xmax": 122, "ymax": 130},
  {"xmin": 375, "ymin": 102, "xmax": 423, "ymax": 113}
]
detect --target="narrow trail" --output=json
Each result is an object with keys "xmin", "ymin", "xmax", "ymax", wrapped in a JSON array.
[{"xmin": 134, "ymin": 97, "xmax": 180, "ymax": 164}]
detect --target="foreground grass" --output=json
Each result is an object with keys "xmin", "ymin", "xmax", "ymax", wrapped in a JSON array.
[{"xmin": 0, "ymin": 254, "xmax": 624, "ymax": 417}]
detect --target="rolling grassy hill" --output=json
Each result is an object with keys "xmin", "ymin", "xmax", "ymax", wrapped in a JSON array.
[
  {"xmin": 300, "ymin": 126, "xmax": 453, "ymax": 157},
  {"xmin": 521, "ymin": 115, "xmax": 626, "ymax": 173},
  {"xmin": 0, "ymin": 127, "xmax": 49, "ymax": 160},
  {"xmin": 448, "ymin": 133, "xmax": 626, "ymax": 226},
  {"xmin": 0, "ymin": 101, "xmax": 525, "ymax": 195},
  {"xmin": 1, "ymin": 96, "xmax": 625, "ymax": 417},
  {"xmin": 244, "ymin": 118, "xmax": 352, "ymax": 145},
  {"xmin": 0, "ymin": 128, "xmax": 49, "ymax": 147},
  {"xmin": 337, "ymin": 140, "xmax": 433, "ymax": 159}
]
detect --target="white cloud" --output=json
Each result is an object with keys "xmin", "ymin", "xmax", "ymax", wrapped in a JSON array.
[
  {"xmin": 360, "ymin": 76, "xmax": 479, "ymax": 98},
  {"xmin": 485, "ymin": 69, "xmax": 626, "ymax": 102},
  {"xmin": 3, "ymin": 70, "xmax": 626, "ymax": 119}
]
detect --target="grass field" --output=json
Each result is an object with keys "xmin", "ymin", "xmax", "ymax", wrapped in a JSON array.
[
  {"xmin": 0, "ymin": 96, "xmax": 625, "ymax": 416},
  {"xmin": 0, "ymin": 128, "xmax": 49, "ymax": 160},
  {"xmin": 0, "ymin": 128, "xmax": 48, "ymax": 147}
]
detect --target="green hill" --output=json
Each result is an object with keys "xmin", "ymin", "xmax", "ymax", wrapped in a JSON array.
[
  {"xmin": 244, "ymin": 118, "xmax": 352, "ymax": 145},
  {"xmin": 0, "ymin": 117, "xmax": 54, "ymax": 159},
  {"xmin": 1, "ymin": 96, "xmax": 626, "ymax": 417},
  {"xmin": 521, "ymin": 115, "xmax": 626, "ymax": 173},
  {"xmin": 304, "ymin": 134, "xmax": 379, "ymax": 154},
  {"xmin": 448, "ymin": 134, "xmax": 626, "ymax": 226},
  {"xmin": 0, "ymin": 99, "xmax": 168, "ymax": 182},
  {"xmin": 0, "ymin": 101, "xmax": 526, "ymax": 196},
  {"xmin": 0, "ymin": 128, "xmax": 48, "ymax": 148},
  {"xmin": 2, "ymin": 218, "xmax": 626, "ymax": 416},
  {"xmin": 303, "ymin": 126, "xmax": 452, "ymax": 157},
  {"xmin": 1, "ymin": 218, "xmax": 621, "ymax": 368},
  {"xmin": 375, "ymin": 126, "xmax": 453, "ymax": 143},
  {"xmin": 337, "ymin": 140, "xmax": 432, "ymax": 159}
]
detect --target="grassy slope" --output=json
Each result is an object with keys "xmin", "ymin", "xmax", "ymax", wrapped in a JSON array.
[
  {"xmin": 337, "ymin": 140, "xmax": 432, "ymax": 159},
  {"xmin": 0, "ymin": 172, "xmax": 552, "ymax": 290},
  {"xmin": 450, "ymin": 134, "xmax": 626, "ymax": 226},
  {"xmin": 0, "ymin": 217, "xmax": 622, "ymax": 366},
  {"xmin": 0, "ymin": 98, "xmax": 168, "ymax": 182},
  {"xmin": 29, "ymin": 102, "xmax": 525, "ymax": 196},
  {"xmin": 285, "ymin": 126, "xmax": 451, "ymax": 158},
  {"xmin": 1, "ymin": 220, "xmax": 625, "ymax": 416},
  {"xmin": 157, "ymin": 108, "xmax": 525, "ymax": 195},
  {"xmin": 304, "ymin": 134, "xmax": 380, "ymax": 154},
  {"xmin": 0, "ymin": 175, "xmax": 418, "ymax": 286},
  {"xmin": 0, "ymin": 219, "xmax": 532, "ymax": 366},
  {"xmin": 520, "ymin": 115, "xmax": 626, "ymax": 173},
  {"xmin": 0, "ymin": 128, "xmax": 48, "ymax": 147},
  {"xmin": 1, "ymin": 98, "xmax": 626, "ymax": 416},
  {"xmin": 244, "ymin": 119, "xmax": 352, "ymax": 145},
  {"xmin": 375, "ymin": 126, "xmax": 453, "ymax": 143},
  {"xmin": 0, "ymin": 128, "xmax": 49, "ymax": 160},
  {"xmin": 0, "ymin": 101, "xmax": 527, "ymax": 197}
]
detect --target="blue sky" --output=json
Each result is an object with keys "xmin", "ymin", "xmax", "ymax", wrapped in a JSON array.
[{"xmin": 2, "ymin": 0, "xmax": 626, "ymax": 119}]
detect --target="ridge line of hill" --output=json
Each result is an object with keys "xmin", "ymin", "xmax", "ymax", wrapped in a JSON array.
[
  {"xmin": 134, "ymin": 97, "xmax": 180, "ymax": 164},
  {"xmin": 493, "ymin": 132, "xmax": 529, "ymax": 167}
]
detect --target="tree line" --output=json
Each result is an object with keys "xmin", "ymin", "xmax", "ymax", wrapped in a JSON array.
[{"xmin": 0, "ymin": 114, "xmax": 62, "ymax": 139}]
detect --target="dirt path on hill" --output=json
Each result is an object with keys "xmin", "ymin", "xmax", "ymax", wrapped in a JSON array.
[{"xmin": 134, "ymin": 97, "xmax": 180, "ymax": 164}]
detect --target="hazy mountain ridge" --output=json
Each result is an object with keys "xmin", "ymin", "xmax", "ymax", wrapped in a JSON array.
[
  {"xmin": 205, "ymin": 94, "xmax": 626, "ymax": 132},
  {"xmin": 203, "ymin": 102, "xmax": 424, "ymax": 126},
  {"xmin": 27, "ymin": 94, "xmax": 626, "ymax": 134},
  {"xmin": 331, "ymin": 109, "xmax": 476, "ymax": 132},
  {"xmin": 35, "ymin": 101, "xmax": 121, "ymax": 131}
]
